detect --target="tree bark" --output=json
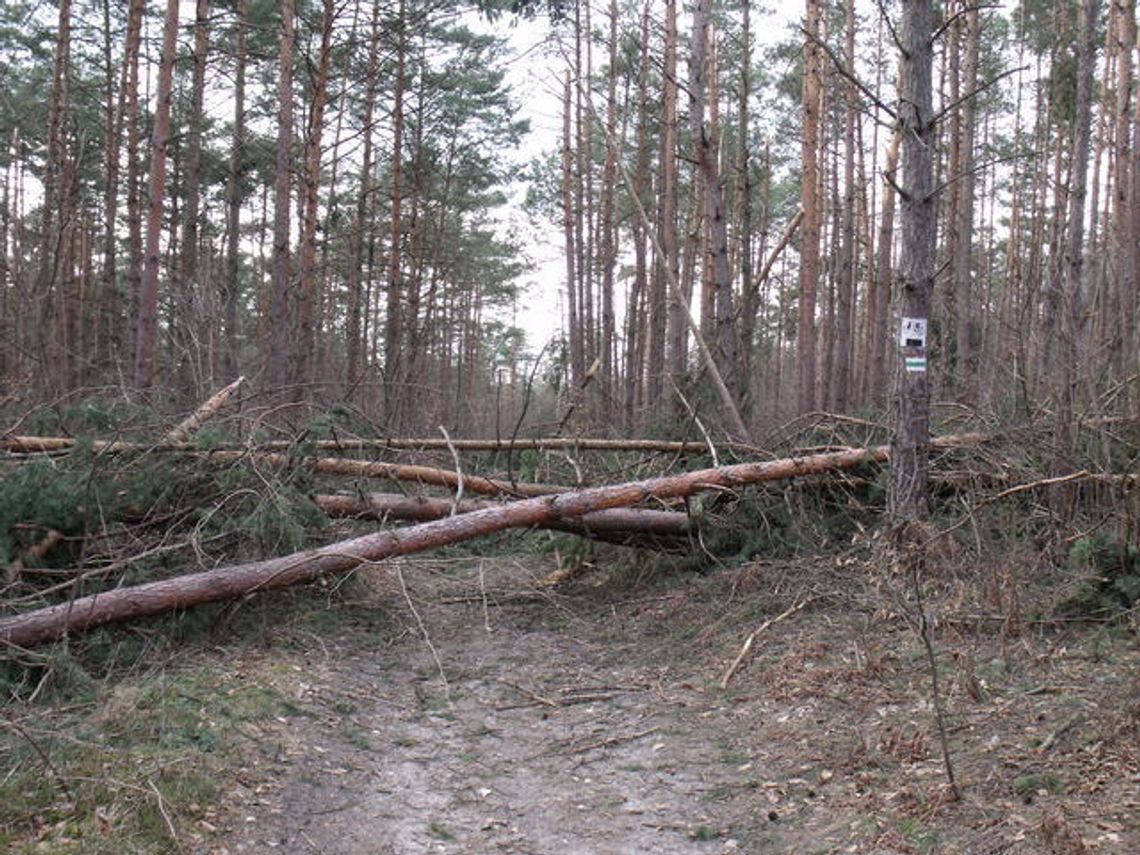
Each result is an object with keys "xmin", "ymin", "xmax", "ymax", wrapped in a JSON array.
[
  {"xmin": 1052, "ymin": 0, "xmax": 1099, "ymax": 516},
  {"xmin": 346, "ymin": 1, "xmax": 383, "ymax": 395},
  {"xmin": 265, "ymin": 0, "xmax": 296, "ymax": 394},
  {"xmin": 122, "ymin": 0, "xmax": 145, "ymax": 381},
  {"xmin": 624, "ymin": 2, "xmax": 652, "ymax": 428},
  {"xmin": 867, "ymin": 131, "xmax": 901, "ymax": 409},
  {"xmin": 384, "ymin": 0, "xmax": 409, "ymax": 425},
  {"xmin": 561, "ymin": 70, "xmax": 582, "ymax": 390},
  {"xmin": 599, "ymin": 0, "xmax": 619, "ymax": 421},
  {"xmin": 832, "ymin": 0, "xmax": 858, "ymax": 413},
  {"xmin": 690, "ymin": 0, "xmax": 739, "ymax": 409},
  {"xmin": 798, "ymin": 0, "xmax": 823, "ymax": 414},
  {"xmin": 1111, "ymin": 0, "xmax": 1136, "ymax": 379},
  {"xmin": 295, "ymin": 0, "xmax": 336, "ymax": 392},
  {"xmin": 132, "ymin": 0, "xmax": 180, "ymax": 391},
  {"xmin": 173, "ymin": 0, "xmax": 212, "ymax": 397},
  {"xmin": 888, "ymin": 0, "xmax": 936, "ymax": 522},
  {"xmin": 660, "ymin": 0, "xmax": 683, "ymax": 395},
  {"xmin": 222, "ymin": 0, "xmax": 248, "ymax": 384}
]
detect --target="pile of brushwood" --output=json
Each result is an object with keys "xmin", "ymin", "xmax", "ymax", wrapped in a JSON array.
[{"xmin": 2, "ymin": 384, "xmax": 1139, "ymax": 652}]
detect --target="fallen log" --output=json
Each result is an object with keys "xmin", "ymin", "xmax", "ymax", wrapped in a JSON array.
[
  {"xmin": 0, "ymin": 435, "xmax": 736, "ymax": 455},
  {"xmin": 209, "ymin": 452, "xmax": 567, "ymax": 498},
  {"xmin": 313, "ymin": 492, "xmax": 691, "ymax": 546},
  {"xmin": 0, "ymin": 444, "xmax": 891, "ymax": 648}
]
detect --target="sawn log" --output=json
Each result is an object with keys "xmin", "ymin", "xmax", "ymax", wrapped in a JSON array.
[{"xmin": 0, "ymin": 445, "xmax": 891, "ymax": 648}]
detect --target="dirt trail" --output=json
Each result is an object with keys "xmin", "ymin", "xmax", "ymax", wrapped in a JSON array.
[{"xmin": 209, "ymin": 557, "xmax": 1140, "ymax": 855}]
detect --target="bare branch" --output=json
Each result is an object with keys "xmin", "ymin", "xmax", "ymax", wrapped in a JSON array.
[
  {"xmin": 799, "ymin": 25, "xmax": 900, "ymax": 124},
  {"xmin": 931, "ymin": 66, "xmax": 1026, "ymax": 127},
  {"xmin": 931, "ymin": 3, "xmax": 1002, "ymax": 46}
]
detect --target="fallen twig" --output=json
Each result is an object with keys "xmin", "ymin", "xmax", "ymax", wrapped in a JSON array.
[
  {"xmin": 720, "ymin": 599, "xmax": 811, "ymax": 689},
  {"xmin": 562, "ymin": 725, "xmax": 661, "ymax": 755}
]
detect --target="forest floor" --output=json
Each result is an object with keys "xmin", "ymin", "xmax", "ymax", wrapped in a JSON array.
[
  {"xmin": 4, "ymin": 547, "xmax": 1139, "ymax": 854},
  {"xmin": 196, "ymin": 549, "xmax": 1139, "ymax": 855}
]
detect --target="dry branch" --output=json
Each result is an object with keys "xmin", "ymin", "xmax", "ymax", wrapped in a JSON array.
[
  {"xmin": 0, "ymin": 444, "xmax": 893, "ymax": 648},
  {"xmin": 720, "ymin": 598, "xmax": 811, "ymax": 689}
]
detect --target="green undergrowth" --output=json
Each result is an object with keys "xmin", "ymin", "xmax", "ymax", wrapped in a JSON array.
[
  {"xmin": 0, "ymin": 584, "xmax": 398, "ymax": 853},
  {"xmin": 0, "ymin": 661, "xmax": 298, "ymax": 853},
  {"xmin": 694, "ymin": 470, "xmax": 884, "ymax": 567},
  {"xmin": 0, "ymin": 445, "xmax": 327, "ymax": 607},
  {"xmin": 1057, "ymin": 532, "xmax": 1140, "ymax": 619}
]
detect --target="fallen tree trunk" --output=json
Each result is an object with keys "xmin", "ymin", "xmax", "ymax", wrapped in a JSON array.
[
  {"xmin": 0, "ymin": 439, "xmax": 570, "ymax": 497},
  {"xmin": 0, "ymin": 444, "xmax": 891, "ymax": 648},
  {"xmin": 210, "ymin": 452, "xmax": 568, "ymax": 498},
  {"xmin": 0, "ymin": 435, "xmax": 736, "ymax": 455},
  {"xmin": 313, "ymin": 492, "xmax": 691, "ymax": 545}
]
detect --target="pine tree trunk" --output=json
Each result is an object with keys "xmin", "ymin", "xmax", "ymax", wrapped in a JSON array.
[
  {"xmin": 222, "ymin": 0, "xmax": 248, "ymax": 384},
  {"xmin": 833, "ymin": 0, "xmax": 858, "ymax": 414},
  {"xmin": 951, "ymin": 3, "xmax": 980, "ymax": 399},
  {"xmin": 690, "ymin": 0, "xmax": 739, "ymax": 410},
  {"xmin": 1052, "ymin": 0, "xmax": 1099, "ymax": 515},
  {"xmin": 173, "ymin": 0, "xmax": 211, "ymax": 398},
  {"xmin": 660, "ymin": 0, "xmax": 682, "ymax": 395},
  {"xmin": 798, "ymin": 0, "xmax": 823, "ymax": 414},
  {"xmin": 296, "ymin": 0, "xmax": 335, "ymax": 393},
  {"xmin": 122, "ymin": 0, "xmax": 144, "ymax": 382},
  {"xmin": 347, "ymin": 2, "xmax": 383, "ymax": 396},
  {"xmin": 265, "ymin": 0, "xmax": 296, "ymax": 395},
  {"xmin": 889, "ymin": 0, "xmax": 936, "ymax": 522},
  {"xmin": 384, "ymin": 0, "xmax": 409, "ymax": 425},
  {"xmin": 600, "ymin": 0, "xmax": 619, "ymax": 422},
  {"xmin": 1111, "ymin": 0, "xmax": 1136, "ymax": 381},
  {"xmin": 625, "ymin": 2, "xmax": 652, "ymax": 429},
  {"xmin": 133, "ymin": 0, "xmax": 180, "ymax": 391},
  {"xmin": 868, "ymin": 132, "xmax": 900, "ymax": 409},
  {"xmin": 561, "ymin": 70, "xmax": 582, "ymax": 391}
]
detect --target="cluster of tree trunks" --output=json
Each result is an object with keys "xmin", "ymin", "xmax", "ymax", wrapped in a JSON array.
[{"xmin": 4, "ymin": 0, "xmax": 1139, "ymax": 449}]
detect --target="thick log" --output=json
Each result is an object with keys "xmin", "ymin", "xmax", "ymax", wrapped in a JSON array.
[
  {"xmin": 313, "ymin": 492, "xmax": 692, "ymax": 544},
  {"xmin": 0, "ymin": 445, "xmax": 890, "ymax": 648}
]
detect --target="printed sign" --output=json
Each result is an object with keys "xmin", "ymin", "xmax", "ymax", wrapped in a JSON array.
[
  {"xmin": 905, "ymin": 356, "xmax": 927, "ymax": 373},
  {"xmin": 900, "ymin": 317, "xmax": 928, "ymax": 349}
]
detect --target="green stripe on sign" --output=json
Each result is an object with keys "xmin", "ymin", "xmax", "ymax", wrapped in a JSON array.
[{"xmin": 905, "ymin": 357, "xmax": 926, "ymax": 372}]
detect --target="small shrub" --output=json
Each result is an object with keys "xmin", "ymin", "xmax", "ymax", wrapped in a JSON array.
[{"xmin": 1055, "ymin": 533, "xmax": 1140, "ymax": 619}]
